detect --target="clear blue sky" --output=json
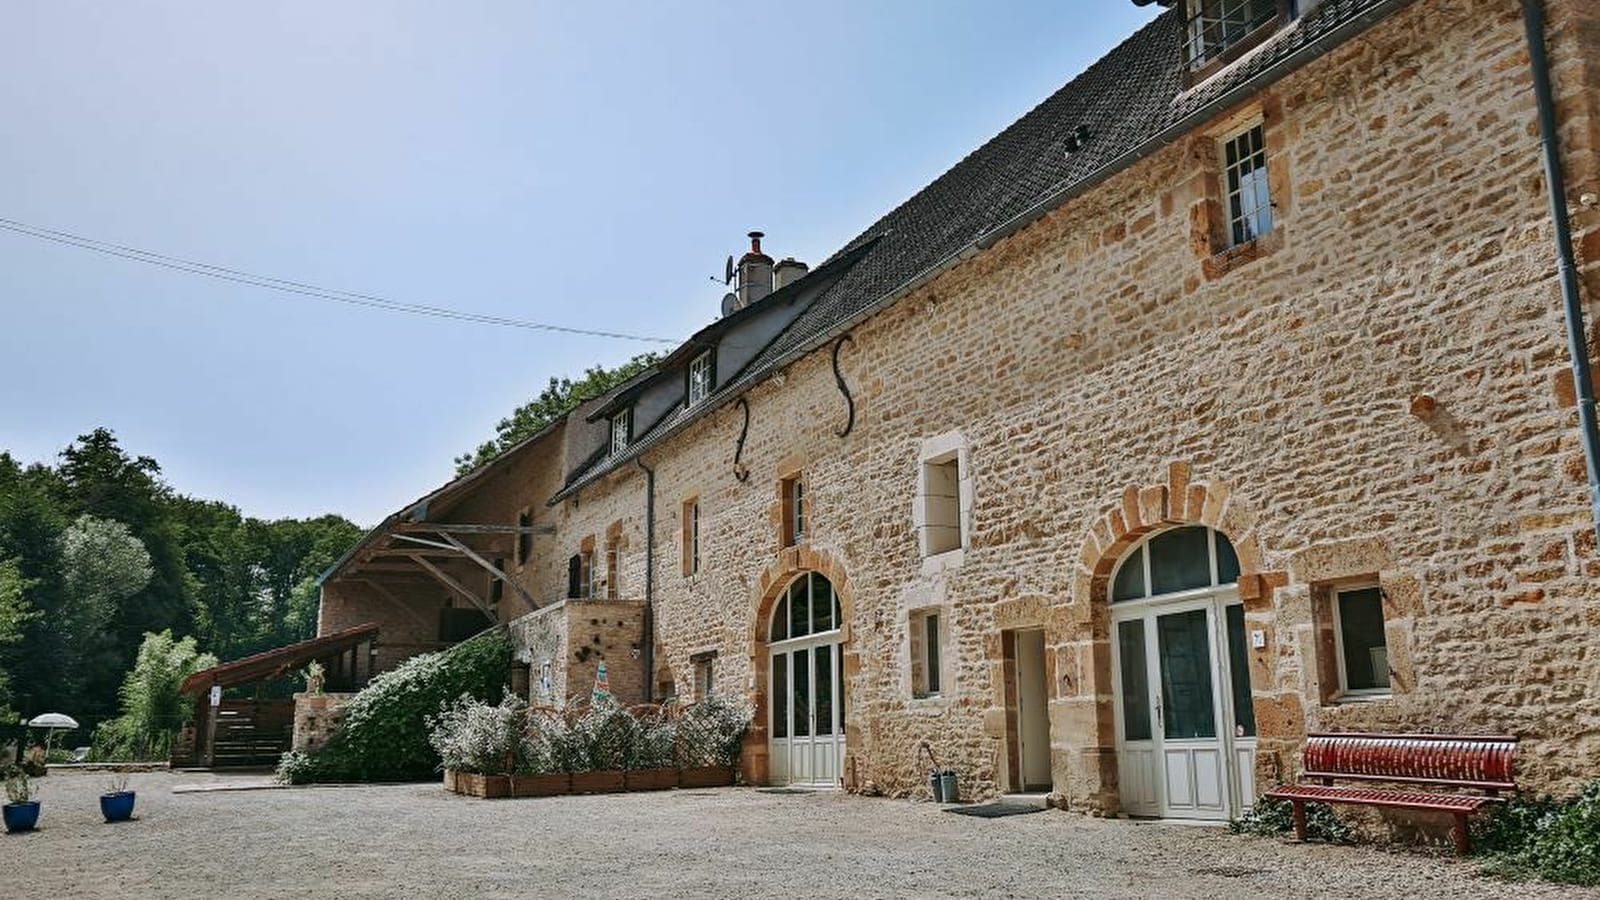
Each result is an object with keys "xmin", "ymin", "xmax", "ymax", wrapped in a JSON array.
[{"xmin": 0, "ymin": 1, "xmax": 1160, "ymax": 526}]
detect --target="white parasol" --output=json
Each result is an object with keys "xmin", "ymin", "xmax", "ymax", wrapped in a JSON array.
[{"xmin": 27, "ymin": 713, "xmax": 79, "ymax": 730}]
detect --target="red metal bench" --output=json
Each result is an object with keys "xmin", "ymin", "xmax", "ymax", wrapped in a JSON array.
[{"xmin": 1264, "ymin": 732, "xmax": 1518, "ymax": 853}]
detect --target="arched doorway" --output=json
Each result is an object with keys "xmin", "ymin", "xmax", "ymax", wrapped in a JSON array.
[
  {"xmin": 1109, "ymin": 525, "xmax": 1256, "ymax": 820},
  {"xmin": 766, "ymin": 571, "xmax": 845, "ymax": 787}
]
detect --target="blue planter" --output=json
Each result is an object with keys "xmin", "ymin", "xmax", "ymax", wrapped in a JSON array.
[
  {"xmin": 100, "ymin": 792, "xmax": 136, "ymax": 823},
  {"xmin": 3, "ymin": 801, "xmax": 40, "ymax": 833}
]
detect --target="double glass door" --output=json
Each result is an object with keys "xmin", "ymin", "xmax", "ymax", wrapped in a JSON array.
[
  {"xmin": 1113, "ymin": 594, "xmax": 1256, "ymax": 820},
  {"xmin": 769, "ymin": 640, "xmax": 844, "ymax": 786}
]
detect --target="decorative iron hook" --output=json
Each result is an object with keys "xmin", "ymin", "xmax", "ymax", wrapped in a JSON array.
[
  {"xmin": 832, "ymin": 333, "xmax": 856, "ymax": 438},
  {"xmin": 732, "ymin": 397, "xmax": 751, "ymax": 482}
]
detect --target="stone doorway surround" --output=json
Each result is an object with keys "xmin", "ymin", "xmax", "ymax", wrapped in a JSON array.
[
  {"xmin": 741, "ymin": 545, "xmax": 857, "ymax": 788},
  {"xmin": 983, "ymin": 462, "xmax": 1299, "ymax": 814}
]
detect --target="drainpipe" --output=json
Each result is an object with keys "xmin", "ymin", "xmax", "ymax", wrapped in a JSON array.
[
  {"xmin": 1521, "ymin": 0, "xmax": 1600, "ymax": 547},
  {"xmin": 636, "ymin": 458, "xmax": 656, "ymax": 702}
]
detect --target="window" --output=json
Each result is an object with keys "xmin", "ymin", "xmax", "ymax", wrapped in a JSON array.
[
  {"xmin": 681, "ymin": 498, "xmax": 701, "ymax": 576},
  {"xmin": 909, "ymin": 609, "xmax": 943, "ymax": 698},
  {"xmin": 1184, "ymin": 0, "xmax": 1280, "ymax": 71},
  {"xmin": 780, "ymin": 475, "xmax": 805, "ymax": 547},
  {"xmin": 610, "ymin": 409, "xmax": 632, "ymax": 456},
  {"xmin": 692, "ymin": 652, "xmax": 716, "ymax": 700},
  {"xmin": 919, "ymin": 453, "xmax": 964, "ymax": 557},
  {"xmin": 1112, "ymin": 526, "xmax": 1241, "ymax": 602},
  {"xmin": 516, "ymin": 511, "xmax": 532, "ymax": 566},
  {"xmin": 567, "ymin": 548, "xmax": 595, "ymax": 600},
  {"xmin": 768, "ymin": 571, "xmax": 841, "ymax": 642},
  {"xmin": 687, "ymin": 351, "xmax": 713, "ymax": 407},
  {"xmin": 1221, "ymin": 123, "xmax": 1272, "ymax": 247},
  {"xmin": 1332, "ymin": 584, "xmax": 1390, "ymax": 695},
  {"xmin": 488, "ymin": 558, "xmax": 505, "ymax": 608},
  {"xmin": 603, "ymin": 537, "xmax": 620, "ymax": 600}
]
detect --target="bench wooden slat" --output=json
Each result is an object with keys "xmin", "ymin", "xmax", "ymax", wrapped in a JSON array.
[{"xmin": 1271, "ymin": 732, "xmax": 1519, "ymax": 855}]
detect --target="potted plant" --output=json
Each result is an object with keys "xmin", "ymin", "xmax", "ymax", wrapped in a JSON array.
[
  {"xmin": 3, "ymin": 765, "xmax": 39, "ymax": 833},
  {"xmin": 99, "ymin": 773, "xmax": 136, "ymax": 823}
]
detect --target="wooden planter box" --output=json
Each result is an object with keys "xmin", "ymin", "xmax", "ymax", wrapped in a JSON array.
[
  {"xmin": 678, "ymin": 765, "xmax": 735, "ymax": 788},
  {"xmin": 442, "ymin": 769, "xmax": 458, "ymax": 792},
  {"xmin": 510, "ymin": 772, "xmax": 572, "ymax": 797},
  {"xmin": 450, "ymin": 771, "xmax": 511, "ymax": 798},
  {"xmin": 626, "ymin": 767, "xmax": 678, "ymax": 791},
  {"xmin": 569, "ymin": 769, "xmax": 626, "ymax": 794}
]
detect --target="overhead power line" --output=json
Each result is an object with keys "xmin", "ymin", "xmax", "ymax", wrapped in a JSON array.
[{"xmin": 0, "ymin": 215, "xmax": 679, "ymax": 344}]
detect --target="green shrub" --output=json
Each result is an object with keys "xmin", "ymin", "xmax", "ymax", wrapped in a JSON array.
[
  {"xmin": 426, "ymin": 692, "xmax": 524, "ymax": 774},
  {"xmin": 277, "ymin": 630, "xmax": 511, "ymax": 784},
  {"xmin": 1229, "ymin": 795, "xmax": 1353, "ymax": 844},
  {"xmin": 1476, "ymin": 781, "xmax": 1600, "ymax": 887},
  {"xmin": 93, "ymin": 630, "xmax": 216, "ymax": 762}
]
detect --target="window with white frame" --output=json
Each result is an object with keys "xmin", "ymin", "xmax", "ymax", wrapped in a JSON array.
[
  {"xmin": 1222, "ymin": 123, "xmax": 1272, "ymax": 247},
  {"xmin": 603, "ymin": 536, "xmax": 620, "ymax": 599},
  {"xmin": 781, "ymin": 475, "xmax": 805, "ymax": 547},
  {"xmin": 909, "ymin": 609, "xmax": 943, "ymax": 698},
  {"xmin": 610, "ymin": 408, "xmax": 632, "ymax": 455},
  {"xmin": 1333, "ymin": 584, "xmax": 1390, "ymax": 696},
  {"xmin": 687, "ymin": 351, "xmax": 713, "ymax": 407},
  {"xmin": 1184, "ymin": 0, "xmax": 1280, "ymax": 71},
  {"xmin": 919, "ymin": 453, "xmax": 964, "ymax": 557}
]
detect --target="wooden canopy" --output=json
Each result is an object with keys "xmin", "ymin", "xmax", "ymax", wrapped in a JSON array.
[{"xmin": 179, "ymin": 623, "xmax": 381, "ymax": 695}]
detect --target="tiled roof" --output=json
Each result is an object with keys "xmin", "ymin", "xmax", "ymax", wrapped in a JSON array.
[
  {"xmin": 557, "ymin": 0, "xmax": 1407, "ymax": 494},
  {"xmin": 730, "ymin": 0, "xmax": 1401, "ymax": 388}
]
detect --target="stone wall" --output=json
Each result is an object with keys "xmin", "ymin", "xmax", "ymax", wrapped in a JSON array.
[
  {"xmin": 507, "ymin": 600, "xmax": 647, "ymax": 708},
  {"xmin": 291, "ymin": 692, "xmax": 356, "ymax": 754},
  {"xmin": 532, "ymin": 0, "xmax": 1600, "ymax": 808},
  {"xmin": 316, "ymin": 0, "xmax": 1600, "ymax": 812}
]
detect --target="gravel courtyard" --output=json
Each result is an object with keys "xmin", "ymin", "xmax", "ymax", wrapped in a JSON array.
[{"xmin": 9, "ymin": 770, "xmax": 1594, "ymax": 899}]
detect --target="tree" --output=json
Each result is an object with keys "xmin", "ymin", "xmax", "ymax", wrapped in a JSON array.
[
  {"xmin": 453, "ymin": 352, "xmax": 660, "ymax": 475},
  {"xmin": 0, "ymin": 558, "xmax": 40, "ymax": 720},
  {"xmin": 92, "ymin": 630, "xmax": 217, "ymax": 761},
  {"xmin": 56, "ymin": 515, "xmax": 154, "ymax": 718}
]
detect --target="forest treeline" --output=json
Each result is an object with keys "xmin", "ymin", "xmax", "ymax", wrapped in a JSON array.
[{"xmin": 0, "ymin": 428, "xmax": 364, "ymax": 729}]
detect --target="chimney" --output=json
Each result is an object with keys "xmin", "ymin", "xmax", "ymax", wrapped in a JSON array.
[
  {"xmin": 773, "ymin": 257, "xmax": 809, "ymax": 290},
  {"xmin": 736, "ymin": 231, "xmax": 774, "ymax": 307}
]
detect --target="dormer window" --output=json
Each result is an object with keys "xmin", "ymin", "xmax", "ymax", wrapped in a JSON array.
[
  {"xmin": 610, "ymin": 408, "xmax": 631, "ymax": 455},
  {"xmin": 688, "ymin": 351, "xmax": 713, "ymax": 407},
  {"xmin": 1184, "ymin": 0, "xmax": 1283, "ymax": 74}
]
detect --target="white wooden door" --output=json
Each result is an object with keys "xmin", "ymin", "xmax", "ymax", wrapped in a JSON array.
[{"xmin": 1113, "ymin": 597, "xmax": 1239, "ymax": 820}]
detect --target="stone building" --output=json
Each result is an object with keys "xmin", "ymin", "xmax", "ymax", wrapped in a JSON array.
[{"xmin": 315, "ymin": 0, "xmax": 1600, "ymax": 820}]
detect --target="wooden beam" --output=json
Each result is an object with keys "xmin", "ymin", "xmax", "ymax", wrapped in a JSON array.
[
  {"xmin": 436, "ymin": 532, "xmax": 541, "ymax": 612},
  {"xmin": 370, "ymin": 548, "xmax": 461, "ymax": 558},
  {"xmin": 395, "ymin": 522, "xmax": 555, "ymax": 536},
  {"xmin": 390, "ymin": 533, "xmax": 458, "ymax": 552},
  {"xmin": 408, "ymin": 554, "xmax": 496, "ymax": 622}
]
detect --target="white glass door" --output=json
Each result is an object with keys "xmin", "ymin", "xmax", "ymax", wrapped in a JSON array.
[
  {"xmin": 1113, "ymin": 596, "xmax": 1247, "ymax": 820},
  {"xmin": 769, "ymin": 639, "xmax": 843, "ymax": 787}
]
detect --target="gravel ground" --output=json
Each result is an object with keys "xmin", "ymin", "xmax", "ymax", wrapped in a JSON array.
[{"xmin": 7, "ymin": 770, "xmax": 1594, "ymax": 899}]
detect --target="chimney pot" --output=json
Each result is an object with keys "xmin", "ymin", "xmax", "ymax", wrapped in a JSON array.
[{"xmin": 736, "ymin": 230, "xmax": 775, "ymax": 308}]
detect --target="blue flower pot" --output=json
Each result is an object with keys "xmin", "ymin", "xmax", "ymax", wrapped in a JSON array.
[
  {"xmin": 100, "ymin": 792, "xmax": 136, "ymax": 823},
  {"xmin": 3, "ymin": 801, "xmax": 40, "ymax": 833}
]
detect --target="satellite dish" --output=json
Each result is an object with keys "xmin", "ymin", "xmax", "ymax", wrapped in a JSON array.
[
  {"xmin": 721, "ymin": 293, "xmax": 740, "ymax": 317},
  {"xmin": 724, "ymin": 255, "xmax": 736, "ymax": 285}
]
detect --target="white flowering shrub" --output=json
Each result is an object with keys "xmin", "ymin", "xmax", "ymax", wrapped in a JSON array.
[{"xmin": 426, "ymin": 692, "xmax": 525, "ymax": 774}]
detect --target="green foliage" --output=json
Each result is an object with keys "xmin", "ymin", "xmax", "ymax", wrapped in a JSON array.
[
  {"xmin": 1475, "ymin": 781, "xmax": 1600, "ymax": 886},
  {"xmin": 1229, "ymin": 795, "xmax": 1354, "ymax": 844},
  {"xmin": 91, "ymin": 630, "xmax": 217, "ymax": 761},
  {"xmin": 0, "ymin": 559, "xmax": 40, "ymax": 719},
  {"xmin": 453, "ymin": 353, "xmax": 660, "ymax": 475},
  {"xmin": 277, "ymin": 631, "xmax": 512, "ymax": 784},
  {"xmin": 0, "ymin": 431, "xmax": 363, "ymax": 727}
]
